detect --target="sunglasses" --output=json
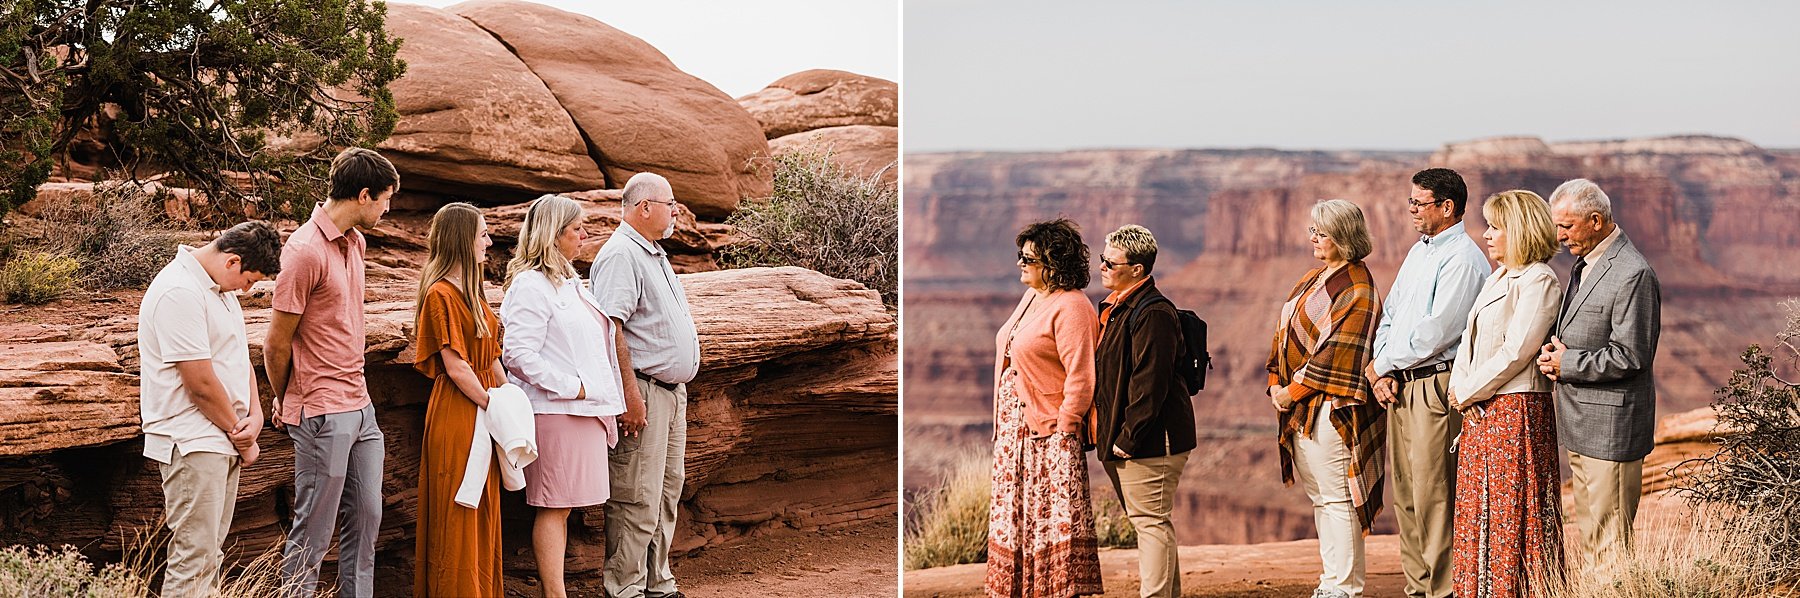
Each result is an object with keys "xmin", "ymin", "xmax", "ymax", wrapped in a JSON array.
[
  {"xmin": 1099, "ymin": 258, "xmax": 1134, "ymax": 270},
  {"xmin": 1016, "ymin": 251, "xmax": 1042, "ymax": 265}
]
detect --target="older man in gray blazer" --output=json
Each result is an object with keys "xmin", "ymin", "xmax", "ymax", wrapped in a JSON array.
[{"xmin": 1536, "ymin": 178, "xmax": 1661, "ymax": 569}]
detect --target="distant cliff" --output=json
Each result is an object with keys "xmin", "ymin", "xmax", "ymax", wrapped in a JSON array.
[{"xmin": 903, "ymin": 135, "xmax": 1800, "ymax": 544}]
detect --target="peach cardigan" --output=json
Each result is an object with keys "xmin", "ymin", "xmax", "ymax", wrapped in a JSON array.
[{"xmin": 992, "ymin": 288, "xmax": 1099, "ymax": 438}]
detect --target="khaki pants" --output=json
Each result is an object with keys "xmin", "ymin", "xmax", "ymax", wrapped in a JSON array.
[
  {"xmin": 1103, "ymin": 451, "xmax": 1190, "ymax": 598},
  {"xmin": 1569, "ymin": 452, "xmax": 1642, "ymax": 570},
  {"xmin": 605, "ymin": 379, "xmax": 688, "ymax": 598},
  {"xmin": 160, "ymin": 448, "xmax": 241, "ymax": 598},
  {"xmin": 1293, "ymin": 411, "xmax": 1365, "ymax": 598},
  {"xmin": 1388, "ymin": 370, "xmax": 1459, "ymax": 598}
]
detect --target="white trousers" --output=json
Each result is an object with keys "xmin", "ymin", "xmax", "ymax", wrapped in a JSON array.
[{"xmin": 1291, "ymin": 412, "xmax": 1365, "ymax": 597}]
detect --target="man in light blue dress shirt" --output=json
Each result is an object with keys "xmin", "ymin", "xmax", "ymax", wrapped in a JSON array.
[{"xmin": 1365, "ymin": 168, "xmax": 1491, "ymax": 598}]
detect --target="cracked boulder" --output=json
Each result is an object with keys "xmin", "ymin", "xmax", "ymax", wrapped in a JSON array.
[
  {"xmin": 452, "ymin": 0, "xmax": 773, "ymax": 220},
  {"xmin": 377, "ymin": 3, "xmax": 607, "ymax": 202}
]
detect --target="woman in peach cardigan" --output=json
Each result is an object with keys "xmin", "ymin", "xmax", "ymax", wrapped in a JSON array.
[{"xmin": 986, "ymin": 218, "xmax": 1103, "ymax": 598}]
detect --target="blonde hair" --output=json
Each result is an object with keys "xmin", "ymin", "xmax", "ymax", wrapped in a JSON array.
[
  {"xmin": 1311, "ymin": 199, "xmax": 1372, "ymax": 262},
  {"xmin": 1104, "ymin": 224, "xmax": 1159, "ymax": 274},
  {"xmin": 506, "ymin": 194, "xmax": 583, "ymax": 289},
  {"xmin": 416, "ymin": 203, "xmax": 490, "ymax": 338},
  {"xmin": 1482, "ymin": 190, "xmax": 1559, "ymax": 268}
]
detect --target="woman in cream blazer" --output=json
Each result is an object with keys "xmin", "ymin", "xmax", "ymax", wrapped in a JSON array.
[{"xmin": 1445, "ymin": 190, "xmax": 1566, "ymax": 597}]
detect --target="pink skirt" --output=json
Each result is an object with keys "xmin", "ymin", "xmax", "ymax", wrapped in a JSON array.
[{"xmin": 523, "ymin": 413, "xmax": 617, "ymax": 508}]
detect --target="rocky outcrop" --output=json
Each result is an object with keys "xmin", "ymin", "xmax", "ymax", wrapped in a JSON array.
[
  {"xmin": 0, "ymin": 266, "xmax": 895, "ymax": 583},
  {"xmin": 903, "ymin": 135, "xmax": 1800, "ymax": 544},
  {"xmin": 770, "ymin": 125, "xmax": 899, "ymax": 184},
  {"xmin": 738, "ymin": 70, "xmax": 899, "ymax": 140},
  {"xmin": 375, "ymin": 3, "xmax": 607, "ymax": 200},
  {"xmin": 739, "ymin": 70, "xmax": 898, "ymax": 186},
  {"xmin": 451, "ymin": 0, "xmax": 772, "ymax": 220}
]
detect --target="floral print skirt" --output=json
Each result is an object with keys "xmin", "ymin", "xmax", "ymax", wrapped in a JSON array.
[
  {"xmin": 985, "ymin": 369, "xmax": 1103, "ymax": 598},
  {"xmin": 1453, "ymin": 391, "xmax": 1565, "ymax": 597}
]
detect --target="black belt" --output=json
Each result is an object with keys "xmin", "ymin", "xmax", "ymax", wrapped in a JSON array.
[
  {"xmin": 634, "ymin": 370, "xmax": 680, "ymax": 392},
  {"xmin": 1393, "ymin": 361, "xmax": 1451, "ymax": 383}
]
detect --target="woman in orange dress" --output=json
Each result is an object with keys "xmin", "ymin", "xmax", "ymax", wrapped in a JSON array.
[{"xmin": 412, "ymin": 202, "xmax": 506, "ymax": 596}]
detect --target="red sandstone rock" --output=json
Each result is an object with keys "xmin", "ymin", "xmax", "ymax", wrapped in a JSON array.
[
  {"xmin": 737, "ymin": 70, "xmax": 899, "ymax": 140},
  {"xmin": 451, "ymin": 0, "xmax": 773, "ymax": 220},
  {"xmin": 376, "ymin": 4, "xmax": 607, "ymax": 199},
  {"xmin": 770, "ymin": 125, "xmax": 898, "ymax": 185},
  {"xmin": 0, "ymin": 265, "xmax": 893, "ymax": 579}
]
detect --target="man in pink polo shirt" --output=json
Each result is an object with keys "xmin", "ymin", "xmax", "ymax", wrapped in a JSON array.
[{"xmin": 264, "ymin": 147, "xmax": 395, "ymax": 598}]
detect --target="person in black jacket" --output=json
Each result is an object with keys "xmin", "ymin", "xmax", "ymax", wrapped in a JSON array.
[{"xmin": 1090, "ymin": 224, "xmax": 1197, "ymax": 598}]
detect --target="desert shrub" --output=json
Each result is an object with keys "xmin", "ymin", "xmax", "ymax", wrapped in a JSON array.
[
  {"xmin": 722, "ymin": 150, "xmax": 898, "ymax": 307},
  {"xmin": 1536, "ymin": 509, "xmax": 1792, "ymax": 598},
  {"xmin": 1094, "ymin": 498, "xmax": 1138, "ymax": 549},
  {"xmin": 1673, "ymin": 298, "xmax": 1800, "ymax": 592},
  {"xmin": 0, "ymin": 545, "xmax": 147, "ymax": 598},
  {"xmin": 0, "ymin": 249, "xmax": 79, "ymax": 304},
  {"xmin": 32, "ymin": 181, "xmax": 182, "ymax": 291},
  {"xmin": 904, "ymin": 452, "xmax": 990, "ymax": 570}
]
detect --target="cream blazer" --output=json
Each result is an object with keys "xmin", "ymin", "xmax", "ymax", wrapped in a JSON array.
[{"xmin": 1448, "ymin": 261, "xmax": 1562, "ymax": 409}]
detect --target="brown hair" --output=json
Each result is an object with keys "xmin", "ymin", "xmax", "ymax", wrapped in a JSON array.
[
  {"xmin": 328, "ymin": 147, "xmax": 399, "ymax": 201},
  {"xmin": 416, "ymin": 203, "xmax": 490, "ymax": 338},
  {"xmin": 1016, "ymin": 218, "xmax": 1091, "ymax": 291},
  {"xmin": 214, "ymin": 221, "xmax": 283, "ymax": 276}
]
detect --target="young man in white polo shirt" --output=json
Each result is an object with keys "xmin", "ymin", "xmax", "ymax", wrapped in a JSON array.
[{"xmin": 137, "ymin": 221, "xmax": 284, "ymax": 597}]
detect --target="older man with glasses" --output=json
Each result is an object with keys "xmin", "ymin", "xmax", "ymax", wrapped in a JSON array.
[{"xmin": 1364, "ymin": 167, "xmax": 1491, "ymax": 598}]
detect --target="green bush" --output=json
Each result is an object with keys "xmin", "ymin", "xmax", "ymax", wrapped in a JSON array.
[
  {"xmin": 722, "ymin": 150, "xmax": 898, "ymax": 307},
  {"xmin": 1094, "ymin": 498, "xmax": 1138, "ymax": 549},
  {"xmin": 0, "ymin": 250, "xmax": 79, "ymax": 304},
  {"xmin": 904, "ymin": 453, "xmax": 991, "ymax": 570}
]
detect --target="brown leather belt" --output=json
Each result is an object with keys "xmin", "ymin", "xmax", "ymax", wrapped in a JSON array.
[
  {"xmin": 1393, "ymin": 361, "xmax": 1451, "ymax": 383},
  {"xmin": 634, "ymin": 370, "xmax": 680, "ymax": 392}
]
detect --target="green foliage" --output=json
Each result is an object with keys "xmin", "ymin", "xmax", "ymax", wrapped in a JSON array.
[
  {"xmin": 721, "ymin": 150, "xmax": 898, "ymax": 307},
  {"xmin": 1094, "ymin": 498, "xmax": 1138, "ymax": 549},
  {"xmin": 0, "ymin": 248, "xmax": 78, "ymax": 304},
  {"xmin": 904, "ymin": 453, "xmax": 990, "ymax": 570},
  {"xmin": 0, "ymin": 0, "xmax": 406, "ymax": 223}
]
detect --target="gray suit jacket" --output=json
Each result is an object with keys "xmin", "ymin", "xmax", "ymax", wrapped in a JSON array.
[{"xmin": 1554, "ymin": 231, "xmax": 1661, "ymax": 462}]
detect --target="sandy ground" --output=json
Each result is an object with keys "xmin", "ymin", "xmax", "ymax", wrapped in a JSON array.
[
  {"xmin": 904, "ymin": 535, "xmax": 1406, "ymax": 598},
  {"xmin": 504, "ymin": 514, "xmax": 899, "ymax": 597}
]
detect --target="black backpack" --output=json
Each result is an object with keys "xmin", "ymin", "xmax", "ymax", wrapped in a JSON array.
[{"xmin": 1127, "ymin": 295, "xmax": 1212, "ymax": 394}]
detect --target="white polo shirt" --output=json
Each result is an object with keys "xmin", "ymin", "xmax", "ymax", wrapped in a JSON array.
[{"xmin": 138, "ymin": 246, "xmax": 253, "ymax": 463}]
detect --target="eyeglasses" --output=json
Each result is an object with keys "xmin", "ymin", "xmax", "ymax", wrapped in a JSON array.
[
  {"xmin": 1099, "ymin": 258, "xmax": 1134, "ymax": 270},
  {"xmin": 1016, "ymin": 251, "xmax": 1042, "ymax": 266},
  {"xmin": 1308, "ymin": 226, "xmax": 1330, "ymax": 240},
  {"xmin": 1407, "ymin": 197, "xmax": 1450, "ymax": 210}
]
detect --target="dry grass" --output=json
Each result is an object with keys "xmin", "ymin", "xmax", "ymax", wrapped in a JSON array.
[
  {"xmin": 904, "ymin": 452, "xmax": 991, "ymax": 570},
  {"xmin": 1536, "ymin": 505, "xmax": 1796, "ymax": 598},
  {"xmin": 0, "ymin": 522, "xmax": 327, "ymax": 597},
  {"xmin": 34, "ymin": 180, "xmax": 183, "ymax": 291}
]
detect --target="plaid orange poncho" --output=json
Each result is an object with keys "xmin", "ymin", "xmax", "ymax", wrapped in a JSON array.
[{"xmin": 1267, "ymin": 261, "xmax": 1388, "ymax": 532}]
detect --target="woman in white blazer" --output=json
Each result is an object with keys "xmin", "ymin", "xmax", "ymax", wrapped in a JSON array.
[
  {"xmin": 500, "ymin": 194, "xmax": 630, "ymax": 598},
  {"xmin": 1445, "ymin": 190, "xmax": 1566, "ymax": 597}
]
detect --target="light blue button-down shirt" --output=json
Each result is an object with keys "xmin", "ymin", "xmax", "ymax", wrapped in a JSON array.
[{"xmin": 1371, "ymin": 221, "xmax": 1491, "ymax": 377}]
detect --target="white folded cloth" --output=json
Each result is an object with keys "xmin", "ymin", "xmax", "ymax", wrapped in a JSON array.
[{"xmin": 456, "ymin": 383, "xmax": 538, "ymax": 508}]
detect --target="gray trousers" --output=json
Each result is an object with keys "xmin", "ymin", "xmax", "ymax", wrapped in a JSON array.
[
  {"xmin": 605, "ymin": 379, "xmax": 688, "ymax": 598},
  {"xmin": 279, "ymin": 404, "xmax": 385, "ymax": 598},
  {"xmin": 160, "ymin": 448, "xmax": 241, "ymax": 597}
]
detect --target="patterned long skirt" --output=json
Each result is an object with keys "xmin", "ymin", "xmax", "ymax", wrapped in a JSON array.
[
  {"xmin": 1452, "ymin": 391, "xmax": 1565, "ymax": 597},
  {"xmin": 986, "ymin": 369, "xmax": 1104, "ymax": 598}
]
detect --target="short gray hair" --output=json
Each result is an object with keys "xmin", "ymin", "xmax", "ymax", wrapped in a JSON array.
[
  {"xmin": 1104, "ymin": 224, "xmax": 1159, "ymax": 274},
  {"xmin": 1312, "ymin": 199, "xmax": 1372, "ymax": 262},
  {"xmin": 621, "ymin": 172, "xmax": 672, "ymax": 208},
  {"xmin": 1549, "ymin": 178, "xmax": 1612, "ymax": 221}
]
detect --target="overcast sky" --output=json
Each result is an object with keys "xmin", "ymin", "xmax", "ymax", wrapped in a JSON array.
[
  {"xmin": 409, "ymin": 0, "xmax": 898, "ymax": 98},
  {"xmin": 905, "ymin": 0, "xmax": 1800, "ymax": 152}
]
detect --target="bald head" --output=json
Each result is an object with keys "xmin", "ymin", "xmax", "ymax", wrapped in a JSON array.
[
  {"xmin": 622, "ymin": 172, "xmax": 673, "ymax": 209},
  {"xmin": 621, "ymin": 172, "xmax": 677, "ymax": 240}
]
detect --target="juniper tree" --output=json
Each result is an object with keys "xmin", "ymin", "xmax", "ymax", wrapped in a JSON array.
[{"xmin": 0, "ymin": 0, "xmax": 405, "ymax": 222}]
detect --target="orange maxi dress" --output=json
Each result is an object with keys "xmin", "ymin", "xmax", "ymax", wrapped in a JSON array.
[{"xmin": 413, "ymin": 281, "xmax": 504, "ymax": 596}]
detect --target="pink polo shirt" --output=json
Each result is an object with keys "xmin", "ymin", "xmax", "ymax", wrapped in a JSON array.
[{"xmin": 273, "ymin": 206, "xmax": 369, "ymax": 424}]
